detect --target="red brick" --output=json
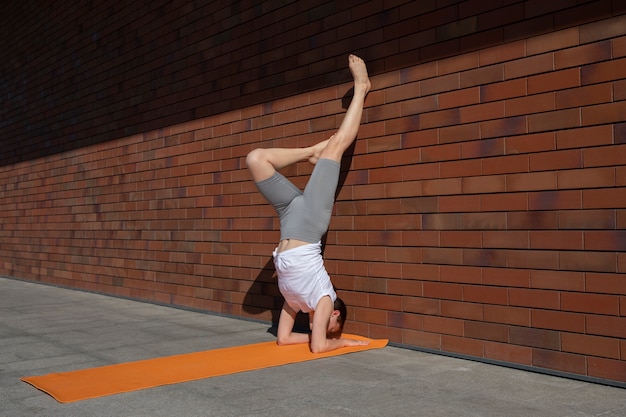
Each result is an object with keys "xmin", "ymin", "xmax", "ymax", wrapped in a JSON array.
[
  {"xmin": 401, "ymin": 263, "xmax": 440, "ymax": 282},
  {"xmin": 463, "ymin": 284, "xmax": 508, "ymax": 305},
  {"xmin": 615, "ymin": 36, "xmax": 626, "ymax": 59},
  {"xmin": 559, "ymin": 250, "xmax": 617, "ymax": 273},
  {"xmin": 484, "ymin": 304, "xmax": 530, "ymax": 326},
  {"xmin": 588, "ymin": 357, "xmax": 626, "ymax": 383},
  {"xmin": 403, "ymin": 296, "xmax": 440, "ymax": 315},
  {"xmin": 563, "ymin": 292, "xmax": 620, "ymax": 315},
  {"xmin": 528, "ymin": 68, "xmax": 580, "ymax": 95},
  {"xmin": 461, "ymin": 212, "xmax": 507, "ymax": 230},
  {"xmin": 423, "ymin": 281, "xmax": 463, "ymax": 301},
  {"xmin": 504, "ymin": 53, "xmax": 554, "ymax": 79},
  {"xmin": 441, "ymin": 300, "xmax": 483, "ymax": 320},
  {"xmin": 422, "ymin": 178, "xmax": 462, "ymax": 196},
  {"xmin": 481, "ymin": 115, "xmax": 527, "ymax": 139},
  {"xmin": 617, "ymin": 122, "xmax": 626, "ymax": 145},
  {"xmin": 355, "ymin": 307, "xmax": 388, "ymax": 325},
  {"xmin": 526, "ymin": 27, "xmax": 579, "ymax": 55},
  {"xmin": 505, "ymin": 132, "xmax": 555, "ymax": 154},
  {"xmin": 461, "ymin": 101, "xmax": 505, "ymax": 124},
  {"xmin": 461, "ymin": 175, "xmax": 506, "ymax": 194},
  {"xmin": 583, "ymin": 187, "xmax": 626, "ymax": 209},
  {"xmin": 438, "ymin": 51, "xmax": 479, "ymax": 76},
  {"xmin": 532, "ymin": 349, "xmax": 587, "ymax": 375},
  {"xmin": 530, "ymin": 270, "xmax": 584, "ymax": 291},
  {"xmin": 387, "ymin": 310, "xmax": 423, "ymax": 331},
  {"xmin": 479, "ymin": 40, "xmax": 526, "ymax": 66},
  {"xmin": 506, "ymin": 93, "xmax": 555, "ymax": 117},
  {"xmin": 388, "ymin": 279, "xmax": 423, "ymax": 297},
  {"xmin": 402, "ymin": 129, "xmax": 439, "ymax": 152},
  {"xmin": 441, "ymin": 123, "xmax": 481, "ymax": 144},
  {"xmin": 510, "ymin": 288, "xmax": 560, "ymax": 309},
  {"xmin": 440, "ymin": 159, "xmax": 482, "ymax": 178},
  {"xmin": 532, "ymin": 309, "xmax": 585, "ymax": 333},
  {"xmin": 582, "ymin": 57, "xmax": 626, "ymax": 85},
  {"xmin": 558, "ymin": 167, "xmax": 614, "ymax": 191},
  {"xmin": 439, "ymin": 87, "xmax": 480, "ymax": 109},
  {"xmin": 420, "ymin": 108, "xmax": 461, "ymax": 129},
  {"xmin": 558, "ymin": 209, "xmax": 616, "ymax": 230},
  {"xmin": 529, "ymin": 231, "xmax": 583, "ymax": 251},
  {"xmin": 562, "ymin": 333, "xmax": 620, "ymax": 359},
  {"xmin": 528, "ymin": 190, "xmax": 581, "ymax": 211},
  {"xmin": 480, "ymin": 78, "xmax": 527, "ymax": 102},
  {"xmin": 420, "ymin": 73, "xmax": 460, "ymax": 96},
  {"xmin": 528, "ymin": 108, "xmax": 581, "ymax": 133},
  {"xmin": 585, "ymin": 231, "xmax": 626, "ymax": 252},
  {"xmin": 586, "ymin": 315, "xmax": 626, "ymax": 338},
  {"xmin": 461, "ymin": 64, "xmax": 505, "ymax": 88},
  {"xmin": 507, "ymin": 171, "xmax": 557, "ymax": 192},
  {"xmin": 555, "ymin": 125, "xmax": 613, "ymax": 150},
  {"xmin": 529, "ymin": 143, "xmax": 585, "ymax": 172},
  {"xmin": 369, "ymin": 293, "xmax": 402, "ymax": 311},
  {"xmin": 442, "ymin": 335, "xmax": 485, "ymax": 357},
  {"xmin": 422, "ymin": 213, "xmax": 462, "ymax": 230},
  {"xmin": 421, "ymin": 142, "xmax": 461, "ymax": 162},
  {"xmin": 478, "ymin": 3, "xmax": 525, "ymax": 32},
  {"xmin": 385, "ymin": 81, "xmax": 420, "ymax": 103},
  {"xmin": 403, "ymin": 329, "xmax": 441, "ymax": 350},
  {"xmin": 510, "ymin": 326, "xmax": 560, "ymax": 350},
  {"xmin": 480, "ymin": 192, "xmax": 528, "ymax": 212},
  {"xmin": 385, "ymin": 114, "xmax": 421, "ymax": 135},
  {"xmin": 384, "ymin": 181, "xmax": 421, "ymax": 199},
  {"xmin": 557, "ymin": 40, "xmax": 613, "ymax": 70},
  {"xmin": 585, "ymin": 272, "xmax": 626, "ymax": 295},
  {"xmin": 465, "ymin": 320, "xmax": 509, "ymax": 342},
  {"xmin": 484, "ymin": 341, "xmax": 532, "ymax": 365},
  {"xmin": 386, "ymin": 246, "xmax": 419, "ymax": 263},
  {"xmin": 423, "ymin": 315, "xmax": 464, "ymax": 336},
  {"xmin": 481, "ymin": 231, "xmax": 528, "ymax": 249},
  {"xmin": 580, "ymin": 14, "xmax": 626, "ymax": 43},
  {"xmin": 400, "ymin": 61, "xmax": 438, "ymax": 83},
  {"xmin": 582, "ymin": 101, "xmax": 626, "ymax": 126}
]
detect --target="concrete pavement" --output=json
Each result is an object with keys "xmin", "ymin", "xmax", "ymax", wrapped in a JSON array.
[{"xmin": 1, "ymin": 276, "xmax": 625, "ymax": 417}]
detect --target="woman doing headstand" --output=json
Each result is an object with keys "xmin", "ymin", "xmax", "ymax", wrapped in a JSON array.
[{"xmin": 246, "ymin": 54, "xmax": 371, "ymax": 353}]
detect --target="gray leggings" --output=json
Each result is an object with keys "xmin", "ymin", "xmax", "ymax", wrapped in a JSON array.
[{"xmin": 255, "ymin": 158, "xmax": 341, "ymax": 243}]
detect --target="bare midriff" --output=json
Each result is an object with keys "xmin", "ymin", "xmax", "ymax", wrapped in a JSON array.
[{"xmin": 277, "ymin": 238, "xmax": 309, "ymax": 253}]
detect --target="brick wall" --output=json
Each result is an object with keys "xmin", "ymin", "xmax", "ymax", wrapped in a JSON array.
[{"xmin": 2, "ymin": 1, "xmax": 625, "ymax": 385}]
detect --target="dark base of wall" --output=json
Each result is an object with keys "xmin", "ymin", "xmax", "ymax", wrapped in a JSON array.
[{"xmin": 391, "ymin": 344, "xmax": 626, "ymax": 390}]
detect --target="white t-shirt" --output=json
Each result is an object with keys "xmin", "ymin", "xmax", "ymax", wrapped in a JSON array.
[{"xmin": 273, "ymin": 241, "xmax": 337, "ymax": 313}]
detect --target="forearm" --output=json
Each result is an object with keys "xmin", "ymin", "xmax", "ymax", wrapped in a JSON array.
[
  {"xmin": 310, "ymin": 337, "xmax": 351, "ymax": 354},
  {"xmin": 276, "ymin": 331, "xmax": 310, "ymax": 346}
]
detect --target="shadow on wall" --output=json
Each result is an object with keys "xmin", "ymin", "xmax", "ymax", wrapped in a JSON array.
[
  {"xmin": 242, "ymin": 89, "xmax": 357, "ymax": 332},
  {"xmin": 5, "ymin": 0, "xmax": 593, "ymax": 167}
]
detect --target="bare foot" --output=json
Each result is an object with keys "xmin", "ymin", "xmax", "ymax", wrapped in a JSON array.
[
  {"xmin": 308, "ymin": 137, "xmax": 332, "ymax": 165},
  {"xmin": 348, "ymin": 54, "xmax": 371, "ymax": 95}
]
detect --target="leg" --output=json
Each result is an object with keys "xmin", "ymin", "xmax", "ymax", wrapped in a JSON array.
[
  {"xmin": 245, "ymin": 140, "xmax": 330, "ymax": 183},
  {"xmin": 319, "ymin": 54, "xmax": 371, "ymax": 163}
]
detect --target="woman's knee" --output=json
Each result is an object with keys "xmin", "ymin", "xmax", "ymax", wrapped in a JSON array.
[{"xmin": 245, "ymin": 148, "xmax": 266, "ymax": 168}]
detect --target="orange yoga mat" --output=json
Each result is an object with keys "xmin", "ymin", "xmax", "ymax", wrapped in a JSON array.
[{"xmin": 22, "ymin": 334, "xmax": 388, "ymax": 403}]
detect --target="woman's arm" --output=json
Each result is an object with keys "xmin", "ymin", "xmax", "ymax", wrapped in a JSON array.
[
  {"xmin": 276, "ymin": 302, "xmax": 310, "ymax": 345},
  {"xmin": 309, "ymin": 296, "xmax": 369, "ymax": 353}
]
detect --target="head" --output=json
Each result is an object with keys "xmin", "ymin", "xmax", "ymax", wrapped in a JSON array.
[{"xmin": 326, "ymin": 297, "xmax": 347, "ymax": 339}]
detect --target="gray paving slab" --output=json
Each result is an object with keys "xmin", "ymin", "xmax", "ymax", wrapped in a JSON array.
[{"xmin": 1, "ymin": 276, "xmax": 625, "ymax": 417}]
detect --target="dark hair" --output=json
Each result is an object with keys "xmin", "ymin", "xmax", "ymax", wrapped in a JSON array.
[{"xmin": 334, "ymin": 297, "xmax": 347, "ymax": 331}]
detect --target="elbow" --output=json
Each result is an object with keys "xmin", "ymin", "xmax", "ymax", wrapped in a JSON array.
[
  {"xmin": 276, "ymin": 333, "xmax": 292, "ymax": 346},
  {"xmin": 310, "ymin": 342, "xmax": 325, "ymax": 354}
]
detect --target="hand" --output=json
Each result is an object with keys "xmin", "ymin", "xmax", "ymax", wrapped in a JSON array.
[{"xmin": 343, "ymin": 338, "xmax": 370, "ymax": 347}]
